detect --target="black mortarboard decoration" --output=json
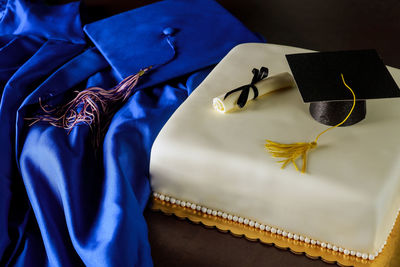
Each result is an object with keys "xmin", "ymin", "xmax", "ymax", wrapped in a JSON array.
[
  {"xmin": 265, "ymin": 49, "xmax": 400, "ymax": 173},
  {"xmin": 286, "ymin": 49, "xmax": 400, "ymax": 126}
]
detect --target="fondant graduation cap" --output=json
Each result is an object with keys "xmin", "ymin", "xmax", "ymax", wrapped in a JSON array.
[
  {"xmin": 286, "ymin": 49, "xmax": 400, "ymax": 126},
  {"xmin": 267, "ymin": 49, "xmax": 400, "ymax": 173}
]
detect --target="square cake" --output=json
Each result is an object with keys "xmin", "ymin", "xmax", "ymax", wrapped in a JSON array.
[{"xmin": 149, "ymin": 43, "xmax": 400, "ymax": 262}]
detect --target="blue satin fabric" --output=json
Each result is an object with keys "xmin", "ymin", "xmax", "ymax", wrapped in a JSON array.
[{"xmin": 0, "ymin": 0, "xmax": 263, "ymax": 266}]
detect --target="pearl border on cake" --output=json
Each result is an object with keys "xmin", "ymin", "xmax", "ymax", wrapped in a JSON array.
[{"xmin": 153, "ymin": 192, "xmax": 399, "ymax": 261}]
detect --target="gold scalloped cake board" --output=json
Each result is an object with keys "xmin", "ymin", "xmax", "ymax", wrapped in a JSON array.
[{"xmin": 151, "ymin": 198, "xmax": 400, "ymax": 267}]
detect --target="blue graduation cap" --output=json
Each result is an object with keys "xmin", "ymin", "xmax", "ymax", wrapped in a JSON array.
[{"xmin": 84, "ymin": 0, "xmax": 263, "ymax": 87}]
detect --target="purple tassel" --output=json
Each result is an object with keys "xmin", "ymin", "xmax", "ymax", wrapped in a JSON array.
[{"xmin": 27, "ymin": 67, "xmax": 152, "ymax": 147}]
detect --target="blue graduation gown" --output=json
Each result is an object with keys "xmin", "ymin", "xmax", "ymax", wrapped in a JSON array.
[{"xmin": 0, "ymin": 0, "xmax": 263, "ymax": 266}]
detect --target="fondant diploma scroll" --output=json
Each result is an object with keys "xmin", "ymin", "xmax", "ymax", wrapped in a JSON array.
[{"xmin": 213, "ymin": 69, "xmax": 294, "ymax": 113}]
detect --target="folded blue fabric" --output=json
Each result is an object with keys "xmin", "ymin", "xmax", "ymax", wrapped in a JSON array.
[
  {"xmin": 0, "ymin": 0, "xmax": 85, "ymax": 44},
  {"xmin": 0, "ymin": 0, "xmax": 264, "ymax": 266}
]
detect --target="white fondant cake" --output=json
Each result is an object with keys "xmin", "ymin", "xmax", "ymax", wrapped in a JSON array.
[{"xmin": 149, "ymin": 43, "xmax": 400, "ymax": 259}]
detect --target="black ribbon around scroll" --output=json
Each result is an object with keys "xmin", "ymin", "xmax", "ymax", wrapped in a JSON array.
[{"xmin": 223, "ymin": 67, "xmax": 269, "ymax": 108}]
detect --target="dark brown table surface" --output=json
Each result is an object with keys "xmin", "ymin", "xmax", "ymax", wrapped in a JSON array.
[{"xmin": 82, "ymin": 1, "xmax": 400, "ymax": 266}]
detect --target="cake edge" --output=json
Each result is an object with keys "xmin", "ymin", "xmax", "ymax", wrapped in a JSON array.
[{"xmin": 151, "ymin": 192, "xmax": 400, "ymax": 266}]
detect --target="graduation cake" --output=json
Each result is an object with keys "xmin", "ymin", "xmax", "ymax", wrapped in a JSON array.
[{"xmin": 149, "ymin": 43, "xmax": 400, "ymax": 264}]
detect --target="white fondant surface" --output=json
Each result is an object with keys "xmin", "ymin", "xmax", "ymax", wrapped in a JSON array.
[{"xmin": 150, "ymin": 43, "xmax": 400, "ymax": 254}]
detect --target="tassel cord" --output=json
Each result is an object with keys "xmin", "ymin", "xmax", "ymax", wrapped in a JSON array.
[{"xmin": 313, "ymin": 73, "xmax": 356, "ymax": 143}]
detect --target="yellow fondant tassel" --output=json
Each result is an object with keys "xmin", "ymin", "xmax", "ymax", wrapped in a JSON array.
[
  {"xmin": 265, "ymin": 74, "xmax": 356, "ymax": 173},
  {"xmin": 265, "ymin": 141, "xmax": 317, "ymax": 173}
]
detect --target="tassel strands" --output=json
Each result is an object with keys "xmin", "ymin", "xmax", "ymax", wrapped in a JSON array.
[
  {"xmin": 27, "ymin": 67, "xmax": 152, "ymax": 148},
  {"xmin": 265, "ymin": 74, "xmax": 356, "ymax": 173},
  {"xmin": 265, "ymin": 141, "xmax": 317, "ymax": 173}
]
